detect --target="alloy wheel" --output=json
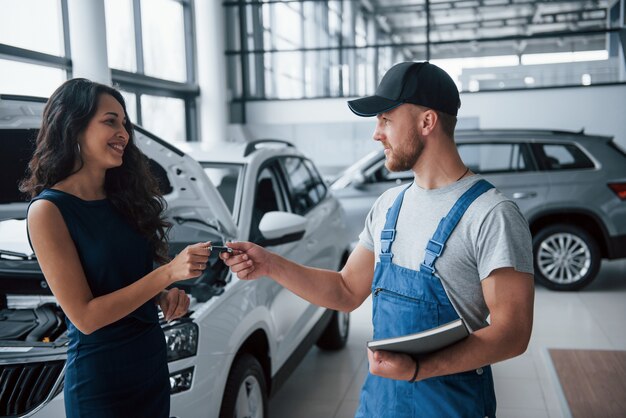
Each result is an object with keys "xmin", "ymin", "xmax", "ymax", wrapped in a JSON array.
[{"xmin": 537, "ymin": 232, "xmax": 591, "ymax": 285}]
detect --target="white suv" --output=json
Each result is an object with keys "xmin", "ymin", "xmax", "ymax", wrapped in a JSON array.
[{"xmin": 0, "ymin": 95, "xmax": 352, "ymax": 418}]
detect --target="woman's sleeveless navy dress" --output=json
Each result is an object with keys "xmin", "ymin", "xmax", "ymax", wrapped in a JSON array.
[{"xmin": 29, "ymin": 189, "xmax": 169, "ymax": 418}]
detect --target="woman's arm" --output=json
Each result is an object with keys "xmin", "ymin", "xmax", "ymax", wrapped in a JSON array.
[{"xmin": 28, "ymin": 199, "xmax": 209, "ymax": 335}]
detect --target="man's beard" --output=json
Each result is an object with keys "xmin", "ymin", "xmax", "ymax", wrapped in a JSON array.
[{"xmin": 384, "ymin": 129, "xmax": 424, "ymax": 172}]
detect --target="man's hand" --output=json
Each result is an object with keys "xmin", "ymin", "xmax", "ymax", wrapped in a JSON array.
[
  {"xmin": 157, "ymin": 288, "xmax": 190, "ymax": 322},
  {"xmin": 219, "ymin": 242, "xmax": 273, "ymax": 280},
  {"xmin": 367, "ymin": 349, "xmax": 417, "ymax": 381}
]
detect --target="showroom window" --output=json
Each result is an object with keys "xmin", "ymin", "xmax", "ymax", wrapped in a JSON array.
[
  {"xmin": 0, "ymin": 0, "xmax": 70, "ymax": 97},
  {"xmin": 224, "ymin": 0, "xmax": 625, "ymax": 108},
  {"xmin": 104, "ymin": 0, "xmax": 198, "ymax": 143}
]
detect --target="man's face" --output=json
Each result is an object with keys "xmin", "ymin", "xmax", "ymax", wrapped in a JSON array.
[{"xmin": 373, "ymin": 104, "xmax": 424, "ymax": 172}]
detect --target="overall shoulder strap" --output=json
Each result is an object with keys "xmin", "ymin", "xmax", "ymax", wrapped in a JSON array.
[
  {"xmin": 379, "ymin": 184, "xmax": 412, "ymax": 262},
  {"xmin": 420, "ymin": 179, "xmax": 494, "ymax": 274}
]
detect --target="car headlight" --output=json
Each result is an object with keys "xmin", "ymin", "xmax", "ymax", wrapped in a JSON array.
[{"xmin": 163, "ymin": 320, "xmax": 198, "ymax": 362}]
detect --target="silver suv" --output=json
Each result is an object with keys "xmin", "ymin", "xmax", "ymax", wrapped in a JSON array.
[
  {"xmin": 0, "ymin": 95, "xmax": 351, "ymax": 418},
  {"xmin": 331, "ymin": 129, "xmax": 626, "ymax": 291}
]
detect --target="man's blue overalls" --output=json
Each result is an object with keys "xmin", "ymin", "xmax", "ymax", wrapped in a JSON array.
[{"xmin": 356, "ymin": 180, "xmax": 497, "ymax": 418}]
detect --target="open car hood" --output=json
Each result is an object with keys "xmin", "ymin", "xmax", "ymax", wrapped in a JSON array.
[
  {"xmin": 133, "ymin": 126, "xmax": 237, "ymax": 238},
  {"xmin": 0, "ymin": 94, "xmax": 237, "ymax": 238}
]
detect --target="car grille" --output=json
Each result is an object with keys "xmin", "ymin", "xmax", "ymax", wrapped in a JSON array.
[{"xmin": 0, "ymin": 360, "xmax": 64, "ymax": 417}]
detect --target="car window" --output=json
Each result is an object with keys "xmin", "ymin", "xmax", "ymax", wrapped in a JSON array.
[
  {"xmin": 302, "ymin": 159, "xmax": 327, "ymax": 201},
  {"xmin": 458, "ymin": 143, "xmax": 532, "ymax": 174},
  {"xmin": 250, "ymin": 166, "xmax": 285, "ymax": 243},
  {"xmin": 280, "ymin": 157, "xmax": 321, "ymax": 215},
  {"xmin": 534, "ymin": 143, "xmax": 595, "ymax": 170},
  {"xmin": 201, "ymin": 163, "xmax": 242, "ymax": 214}
]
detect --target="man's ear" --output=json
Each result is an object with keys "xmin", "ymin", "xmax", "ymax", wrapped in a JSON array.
[{"xmin": 419, "ymin": 109, "xmax": 438, "ymax": 136}]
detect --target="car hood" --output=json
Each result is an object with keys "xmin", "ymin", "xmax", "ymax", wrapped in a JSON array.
[
  {"xmin": 0, "ymin": 94, "xmax": 237, "ymax": 238},
  {"xmin": 134, "ymin": 126, "xmax": 237, "ymax": 238}
]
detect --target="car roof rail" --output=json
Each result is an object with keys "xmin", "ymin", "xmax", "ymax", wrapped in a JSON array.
[{"xmin": 244, "ymin": 139, "xmax": 295, "ymax": 156}]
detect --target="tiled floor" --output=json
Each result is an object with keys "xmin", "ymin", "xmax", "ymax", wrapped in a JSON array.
[{"xmin": 269, "ymin": 259, "xmax": 626, "ymax": 418}]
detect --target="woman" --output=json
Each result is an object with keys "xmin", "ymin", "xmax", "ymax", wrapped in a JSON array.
[{"xmin": 22, "ymin": 78, "xmax": 210, "ymax": 417}]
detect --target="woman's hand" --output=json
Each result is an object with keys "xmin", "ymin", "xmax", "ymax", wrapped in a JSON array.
[
  {"xmin": 166, "ymin": 241, "xmax": 211, "ymax": 283},
  {"xmin": 156, "ymin": 288, "xmax": 190, "ymax": 322},
  {"xmin": 219, "ymin": 241, "xmax": 272, "ymax": 280}
]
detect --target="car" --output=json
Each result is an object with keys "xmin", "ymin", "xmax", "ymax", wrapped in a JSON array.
[
  {"xmin": 0, "ymin": 95, "xmax": 352, "ymax": 418},
  {"xmin": 330, "ymin": 129, "xmax": 626, "ymax": 291}
]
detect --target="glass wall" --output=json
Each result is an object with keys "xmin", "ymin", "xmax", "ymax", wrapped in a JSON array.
[
  {"xmin": 1, "ymin": 0, "xmax": 198, "ymax": 143},
  {"xmin": 104, "ymin": 0, "xmax": 197, "ymax": 142},
  {"xmin": 0, "ymin": 0, "xmax": 69, "ymax": 97},
  {"xmin": 224, "ymin": 0, "xmax": 626, "ymax": 101}
]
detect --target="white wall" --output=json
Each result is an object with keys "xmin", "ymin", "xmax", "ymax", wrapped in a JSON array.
[{"xmin": 242, "ymin": 84, "xmax": 626, "ymax": 173}]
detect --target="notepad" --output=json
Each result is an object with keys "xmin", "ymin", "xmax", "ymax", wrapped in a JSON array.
[{"xmin": 367, "ymin": 318, "xmax": 469, "ymax": 356}]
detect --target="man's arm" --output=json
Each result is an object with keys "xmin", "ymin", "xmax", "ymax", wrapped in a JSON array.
[
  {"xmin": 368, "ymin": 267, "xmax": 534, "ymax": 381},
  {"xmin": 221, "ymin": 242, "xmax": 375, "ymax": 312}
]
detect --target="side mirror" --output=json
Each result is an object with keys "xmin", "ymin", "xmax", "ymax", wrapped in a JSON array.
[{"xmin": 258, "ymin": 211, "xmax": 307, "ymax": 246}]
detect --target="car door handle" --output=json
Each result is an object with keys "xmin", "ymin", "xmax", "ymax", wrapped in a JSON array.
[
  {"xmin": 307, "ymin": 239, "xmax": 318, "ymax": 249},
  {"xmin": 512, "ymin": 192, "xmax": 537, "ymax": 199}
]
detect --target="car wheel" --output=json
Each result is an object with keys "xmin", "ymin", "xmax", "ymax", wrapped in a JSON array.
[
  {"xmin": 219, "ymin": 354, "xmax": 267, "ymax": 418},
  {"xmin": 316, "ymin": 310, "xmax": 350, "ymax": 350},
  {"xmin": 533, "ymin": 224, "xmax": 601, "ymax": 291}
]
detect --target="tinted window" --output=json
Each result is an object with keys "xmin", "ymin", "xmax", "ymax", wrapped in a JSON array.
[
  {"xmin": 281, "ymin": 157, "xmax": 320, "ymax": 215},
  {"xmin": 0, "ymin": 129, "xmax": 37, "ymax": 204},
  {"xmin": 250, "ymin": 166, "xmax": 284, "ymax": 243},
  {"xmin": 302, "ymin": 159, "xmax": 327, "ymax": 201},
  {"xmin": 536, "ymin": 143, "xmax": 595, "ymax": 170},
  {"xmin": 201, "ymin": 163, "xmax": 242, "ymax": 214},
  {"xmin": 458, "ymin": 143, "xmax": 531, "ymax": 174}
]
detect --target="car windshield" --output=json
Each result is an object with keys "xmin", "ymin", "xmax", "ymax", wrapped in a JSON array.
[
  {"xmin": 200, "ymin": 162, "xmax": 243, "ymax": 214},
  {"xmin": 331, "ymin": 149, "xmax": 381, "ymax": 189},
  {"xmin": 0, "ymin": 219, "xmax": 34, "ymax": 259}
]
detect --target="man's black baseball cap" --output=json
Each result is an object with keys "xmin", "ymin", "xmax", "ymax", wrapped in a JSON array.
[{"xmin": 347, "ymin": 61, "xmax": 460, "ymax": 117}]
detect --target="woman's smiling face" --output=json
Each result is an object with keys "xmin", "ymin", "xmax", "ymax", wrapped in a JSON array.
[{"xmin": 78, "ymin": 93, "xmax": 130, "ymax": 170}]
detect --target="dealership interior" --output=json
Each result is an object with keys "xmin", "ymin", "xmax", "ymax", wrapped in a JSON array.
[{"xmin": 1, "ymin": 1, "xmax": 626, "ymax": 418}]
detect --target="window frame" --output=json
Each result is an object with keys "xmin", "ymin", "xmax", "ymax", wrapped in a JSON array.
[
  {"xmin": 0, "ymin": 0, "xmax": 72, "ymax": 79},
  {"xmin": 109, "ymin": 0, "xmax": 199, "ymax": 142}
]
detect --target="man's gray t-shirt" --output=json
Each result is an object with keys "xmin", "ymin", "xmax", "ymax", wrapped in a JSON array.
[{"xmin": 359, "ymin": 175, "xmax": 534, "ymax": 332}]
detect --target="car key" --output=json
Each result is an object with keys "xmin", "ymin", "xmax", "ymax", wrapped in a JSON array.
[{"xmin": 209, "ymin": 245, "xmax": 233, "ymax": 254}]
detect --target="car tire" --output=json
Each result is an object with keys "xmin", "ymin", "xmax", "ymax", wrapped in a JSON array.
[
  {"xmin": 219, "ymin": 354, "xmax": 267, "ymax": 418},
  {"xmin": 316, "ymin": 310, "xmax": 350, "ymax": 350},
  {"xmin": 533, "ymin": 224, "xmax": 601, "ymax": 291}
]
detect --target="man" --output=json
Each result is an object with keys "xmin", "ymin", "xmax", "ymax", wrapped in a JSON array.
[{"xmin": 221, "ymin": 61, "xmax": 534, "ymax": 417}]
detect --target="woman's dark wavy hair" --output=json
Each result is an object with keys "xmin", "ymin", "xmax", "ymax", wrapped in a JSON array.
[{"xmin": 20, "ymin": 78, "xmax": 171, "ymax": 264}]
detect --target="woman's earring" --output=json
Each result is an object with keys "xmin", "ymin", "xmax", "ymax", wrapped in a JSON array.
[{"xmin": 77, "ymin": 143, "xmax": 81, "ymax": 154}]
